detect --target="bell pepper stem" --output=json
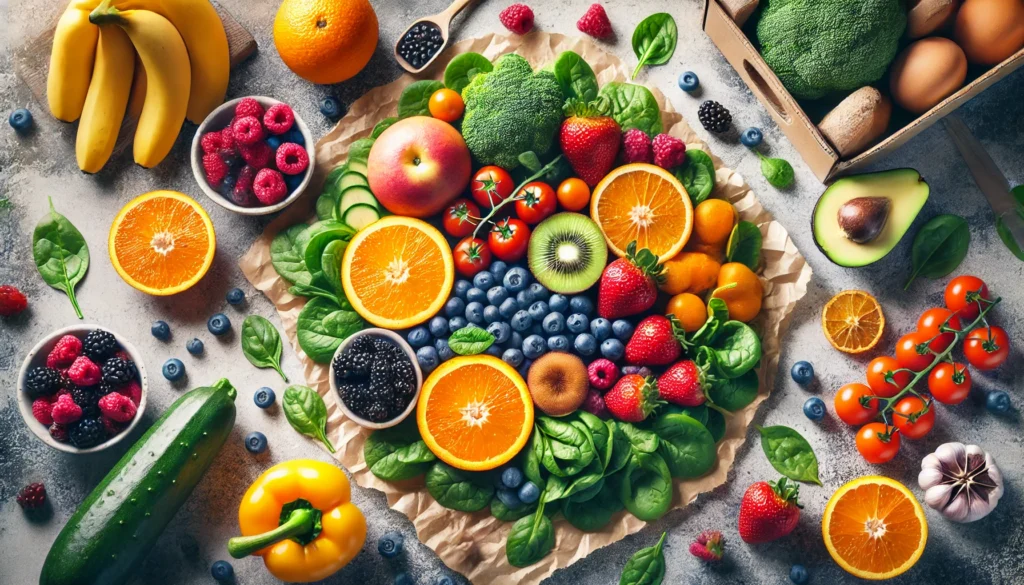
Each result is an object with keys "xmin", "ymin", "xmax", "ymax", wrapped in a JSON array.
[{"xmin": 227, "ymin": 508, "xmax": 316, "ymax": 559}]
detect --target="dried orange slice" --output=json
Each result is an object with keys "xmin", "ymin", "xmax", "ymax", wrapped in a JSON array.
[
  {"xmin": 822, "ymin": 290, "xmax": 885, "ymax": 353},
  {"xmin": 417, "ymin": 355, "xmax": 534, "ymax": 471},
  {"xmin": 823, "ymin": 475, "xmax": 928, "ymax": 580},
  {"xmin": 590, "ymin": 163, "xmax": 693, "ymax": 261},
  {"xmin": 342, "ymin": 216, "xmax": 453, "ymax": 329},
  {"xmin": 108, "ymin": 190, "xmax": 215, "ymax": 296}
]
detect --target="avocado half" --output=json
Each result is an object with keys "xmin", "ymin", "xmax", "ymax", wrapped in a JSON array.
[{"xmin": 812, "ymin": 169, "xmax": 929, "ymax": 267}]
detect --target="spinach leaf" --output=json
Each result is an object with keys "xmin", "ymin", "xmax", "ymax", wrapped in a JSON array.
[
  {"xmin": 905, "ymin": 214, "xmax": 970, "ymax": 289},
  {"xmin": 575, "ymin": 411, "xmax": 609, "ymax": 468},
  {"xmin": 758, "ymin": 425, "xmax": 821, "ymax": 485},
  {"xmin": 506, "ymin": 502, "xmax": 555, "ymax": 568},
  {"xmin": 550, "ymin": 460, "xmax": 604, "ymax": 502},
  {"xmin": 726, "ymin": 221, "xmax": 762, "ymax": 271},
  {"xmin": 364, "ymin": 420, "xmax": 436, "ymax": 481},
  {"xmin": 619, "ymin": 532, "xmax": 667, "ymax": 585},
  {"xmin": 651, "ymin": 413, "xmax": 716, "ymax": 479},
  {"xmin": 605, "ymin": 421, "xmax": 633, "ymax": 475},
  {"xmin": 398, "ymin": 80, "xmax": 445, "ymax": 119},
  {"xmin": 320, "ymin": 239, "xmax": 346, "ymax": 298},
  {"xmin": 426, "ymin": 461, "xmax": 493, "ymax": 512},
  {"xmin": 686, "ymin": 297, "xmax": 729, "ymax": 348},
  {"xmin": 296, "ymin": 296, "xmax": 364, "ymax": 363},
  {"xmin": 492, "ymin": 497, "xmax": 537, "ymax": 522},
  {"xmin": 598, "ymin": 82, "xmax": 663, "ymax": 136},
  {"xmin": 282, "ymin": 385, "xmax": 335, "ymax": 452},
  {"xmin": 618, "ymin": 451, "xmax": 672, "ymax": 521},
  {"xmin": 348, "ymin": 137, "xmax": 376, "ymax": 165},
  {"xmin": 524, "ymin": 426, "xmax": 546, "ymax": 489},
  {"xmin": 631, "ymin": 13, "xmax": 677, "ymax": 79},
  {"xmin": 371, "ymin": 117, "xmax": 398, "ymax": 139},
  {"xmin": 552, "ymin": 50, "xmax": 599, "ymax": 101},
  {"xmin": 674, "ymin": 149, "xmax": 716, "ymax": 205},
  {"xmin": 665, "ymin": 403, "xmax": 708, "ymax": 425},
  {"xmin": 563, "ymin": 482, "xmax": 622, "ymax": 532},
  {"xmin": 704, "ymin": 408, "xmax": 726, "ymax": 443},
  {"xmin": 240, "ymin": 315, "xmax": 288, "ymax": 381},
  {"xmin": 289, "ymin": 282, "xmax": 343, "ymax": 304},
  {"xmin": 323, "ymin": 164, "xmax": 349, "ymax": 199},
  {"xmin": 303, "ymin": 223, "xmax": 355, "ymax": 274},
  {"xmin": 567, "ymin": 476, "xmax": 605, "ymax": 503},
  {"xmin": 996, "ymin": 186, "xmax": 1024, "ymax": 261},
  {"xmin": 33, "ymin": 197, "xmax": 89, "ymax": 318},
  {"xmin": 619, "ymin": 422, "xmax": 659, "ymax": 453},
  {"xmin": 448, "ymin": 326, "xmax": 495, "ymax": 355},
  {"xmin": 706, "ymin": 369, "xmax": 759, "ymax": 411},
  {"xmin": 316, "ymin": 193, "xmax": 336, "ymax": 221},
  {"xmin": 444, "ymin": 52, "xmax": 493, "ymax": 94},
  {"xmin": 538, "ymin": 416, "xmax": 595, "ymax": 476},
  {"xmin": 756, "ymin": 151, "xmax": 795, "ymax": 189},
  {"xmin": 711, "ymin": 321, "xmax": 762, "ymax": 378}
]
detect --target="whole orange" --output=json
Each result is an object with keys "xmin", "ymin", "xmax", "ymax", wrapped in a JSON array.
[{"xmin": 273, "ymin": 0, "xmax": 379, "ymax": 84}]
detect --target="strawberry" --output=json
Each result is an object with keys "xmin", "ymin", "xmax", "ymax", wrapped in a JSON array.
[
  {"xmin": 689, "ymin": 530, "xmax": 723, "ymax": 562},
  {"xmin": 738, "ymin": 478, "xmax": 802, "ymax": 544},
  {"xmin": 603, "ymin": 374, "xmax": 662, "ymax": 422},
  {"xmin": 625, "ymin": 315, "xmax": 682, "ymax": 366},
  {"xmin": 559, "ymin": 99, "xmax": 621, "ymax": 187},
  {"xmin": 658, "ymin": 360, "xmax": 706, "ymax": 407},
  {"xmin": 597, "ymin": 241, "xmax": 664, "ymax": 319}
]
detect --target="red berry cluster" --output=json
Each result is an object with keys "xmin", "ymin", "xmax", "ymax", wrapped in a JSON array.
[{"xmin": 621, "ymin": 129, "xmax": 687, "ymax": 169}]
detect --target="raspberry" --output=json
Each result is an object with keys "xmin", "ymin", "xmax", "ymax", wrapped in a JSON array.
[
  {"xmin": 0, "ymin": 285, "xmax": 28, "ymax": 316},
  {"xmin": 275, "ymin": 143, "xmax": 309, "ymax": 175},
  {"xmin": 32, "ymin": 397, "xmax": 54, "ymax": 425},
  {"xmin": 622, "ymin": 129, "xmax": 653, "ymax": 164},
  {"xmin": 200, "ymin": 131, "xmax": 226, "ymax": 154},
  {"xmin": 652, "ymin": 133, "xmax": 687, "ymax": 170},
  {"xmin": 219, "ymin": 125, "xmax": 235, "ymax": 149},
  {"xmin": 253, "ymin": 168, "xmax": 288, "ymax": 205},
  {"xmin": 690, "ymin": 530, "xmax": 724, "ymax": 562},
  {"xmin": 102, "ymin": 416, "xmax": 126, "ymax": 436},
  {"xmin": 232, "ymin": 115, "xmax": 264, "ymax": 146},
  {"xmin": 67, "ymin": 356, "xmax": 101, "ymax": 387},
  {"xmin": 99, "ymin": 392, "xmax": 137, "ymax": 423},
  {"xmin": 231, "ymin": 165, "xmax": 258, "ymax": 207},
  {"xmin": 16, "ymin": 483, "xmax": 46, "ymax": 510},
  {"xmin": 499, "ymin": 3, "xmax": 534, "ymax": 35},
  {"xmin": 51, "ymin": 393, "xmax": 83, "ymax": 425},
  {"xmin": 263, "ymin": 104, "xmax": 295, "ymax": 135},
  {"xmin": 49, "ymin": 423, "xmax": 69, "ymax": 443},
  {"xmin": 239, "ymin": 141, "xmax": 272, "ymax": 169},
  {"xmin": 202, "ymin": 152, "xmax": 229, "ymax": 187},
  {"xmin": 117, "ymin": 380, "xmax": 143, "ymax": 406},
  {"xmin": 577, "ymin": 3, "xmax": 613, "ymax": 39},
  {"xmin": 234, "ymin": 97, "xmax": 265, "ymax": 120},
  {"xmin": 46, "ymin": 335, "xmax": 82, "ymax": 369}
]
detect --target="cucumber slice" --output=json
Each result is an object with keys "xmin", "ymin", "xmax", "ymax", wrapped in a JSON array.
[
  {"xmin": 347, "ymin": 159, "xmax": 368, "ymax": 177},
  {"xmin": 338, "ymin": 185, "xmax": 379, "ymax": 215},
  {"xmin": 338, "ymin": 171, "xmax": 369, "ymax": 191},
  {"xmin": 343, "ymin": 203, "xmax": 381, "ymax": 230}
]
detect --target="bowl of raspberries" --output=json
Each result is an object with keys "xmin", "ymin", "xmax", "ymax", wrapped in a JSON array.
[
  {"xmin": 17, "ymin": 326, "xmax": 147, "ymax": 453},
  {"xmin": 191, "ymin": 96, "xmax": 315, "ymax": 215}
]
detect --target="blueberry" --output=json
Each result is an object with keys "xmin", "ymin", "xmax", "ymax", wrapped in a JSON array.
[
  {"xmin": 487, "ymin": 321, "xmax": 511, "ymax": 344},
  {"xmin": 590, "ymin": 317, "xmax": 612, "ymax": 341},
  {"xmin": 741, "ymin": 127, "xmax": 764, "ymax": 148},
  {"xmin": 395, "ymin": 573, "xmax": 414, "ymax": 585},
  {"xmin": 210, "ymin": 560, "xmax": 234, "ymax": 581},
  {"xmin": 319, "ymin": 95, "xmax": 343, "ymax": 120},
  {"xmin": 445, "ymin": 297, "xmax": 466, "ymax": 318},
  {"xmin": 151, "ymin": 320, "xmax": 171, "ymax": 340},
  {"xmin": 283, "ymin": 173, "xmax": 302, "ymax": 194},
  {"xmin": 502, "ymin": 466, "xmax": 524, "ymax": 489},
  {"xmin": 987, "ymin": 390, "xmax": 1012, "ymax": 414},
  {"xmin": 566, "ymin": 313, "xmax": 589, "ymax": 334},
  {"xmin": 8, "ymin": 108, "xmax": 32, "ymax": 133},
  {"xmin": 483, "ymin": 305, "xmax": 501, "ymax": 323},
  {"xmin": 448, "ymin": 316, "xmax": 467, "ymax": 333},
  {"xmin": 611, "ymin": 320, "xmax": 633, "ymax": 341},
  {"xmin": 548, "ymin": 294, "xmax": 569, "ymax": 314},
  {"xmin": 516, "ymin": 290, "xmax": 532, "ymax": 309},
  {"xmin": 454, "ymin": 279, "xmax": 472, "ymax": 299},
  {"xmin": 254, "ymin": 387, "xmax": 276, "ymax": 408},
  {"xmin": 517, "ymin": 359, "xmax": 533, "ymax": 378},
  {"xmin": 569, "ymin": 296, "xmax": 594, "ymax": 316},
  {"xmin": 528, "ymin": 301, "xmax": 550, "ymax": 322},
  {"xmin": 378, "ymin": 531, "xmax": 404, "ymax": 558},
  {"xmin": 508, "ymin": 331, "xmax": 523, "ymax": 348},
  {"xmin": 207, "ymin": 313, "xmax": 231, "ymax": 335},
  {"xmin": 466, "ymin": 287, "xmax": 487, "ymax": 303},
  {"xmin": 162, "ymin": 358, "xmax": 185, "ymax": 381},
  {"xmin": 547, "ymin": 335, "xmax": 570, "ymax": 352},
  {"xmin": 503, "ymin": 267, "xmax": 530, "ymax": 292},
  {"xmin": 186, "ymin": 338, "xmax": 204, "ymax": 355},
  {"xmin": 529, "ymin": 323, "xmax": 545, "ymax": 336},
  {"xmin": 226, "ymin": 287, "xmax": 245, "ymax": 305},
  {"xmin": 789, "ymin": 564, "xmax": 809, "ymax": 585},
  {"xmin": 267, "ymin": 135, "xmax": 282, "ymax": 150},
  {"xmin": 435, "ymin": 575, "xmax": 455, "ymax": 585},
  {"xmin": 429, "ymin": 316, "xmax": 450, "ymax": 338},
  {"xmin": 678, "ymin": 71, "xmax": 700, "ymax": 92},
  {"xmin": 510, "ymin": 310, "xmax": 533, "ymax": 332},
  {"xmin": 522, "ymin": 335, "xmax": 547, "ymax": 359},
  {"xmin": 473, "ymin": 271, "xmax": 495, "ymax": 290},
  {"xmin": 600, "ymin": 339, "xmax": 625, "ymax": 360},
  {"xmin": 518, "ymin": 481, "xmax": 540, "ymax": 504},
  {"xmin": 791, "ymin": 361, "xmax": 814, "ymax": 385},
  {"xmin": 245, "ymin": 431, "xmax": 267, "ymax": 454},
  {"xmin": 803, "ymin": 397, "xmax": 826, "ymax": 421},
  {"xmin": 487, "ymin": 286, "xmax": 508, "ymax": 306},
  {"xmin": 284, "ymin": 128, "xmax": 305, "ymax": 146},
  {"xmin": 485, "ymin": 344, "xmax": 503, "ymax": 357},
  {"xmin": 574, "ymin": 333, "xmax": 597, "ymax": 356},
  {"xmin": 542, "ymin": 313, "xmax": 566, "ymax": 334},
  {"xmin": 502, "ymin": 348, "xmax": 524, "ymax": 367},
  {"xmin": 417, "ymin": 346, "xmax": 439, "ymax": 373},
  {"xmin": 527, "ymin": 282, "xmax": 547, "ymax": 301},
  {"xmin": 434, "ymin": 338, "xmax": 455, "ymax": 361},
  {"xmin": 465, "ymin": 301, "xmax": 485, "ymax": 324},
  {"xmin": 498, "ymin": 297, "xmax": 519, "ymax": 319},
  {"xmin": 496, "ymin": 487, "xmax": 524, "ymax": 510},
  {"xmin": 407, "ymin": 326, "xmax": 431, "ymax": 348},
  {"xmin": 489, "ymin": 260, "xmax": 509, "ymax": 280}
]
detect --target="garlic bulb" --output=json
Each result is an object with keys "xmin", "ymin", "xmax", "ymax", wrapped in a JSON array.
[{"xmin": 918, "ymin": 442, "xmax": 1003, "ymax": 523}]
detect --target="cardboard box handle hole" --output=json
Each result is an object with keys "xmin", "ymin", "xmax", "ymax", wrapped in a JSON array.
[{"xmin": 742, "ymin": 59, "xmax": 791, "ymax": 124}]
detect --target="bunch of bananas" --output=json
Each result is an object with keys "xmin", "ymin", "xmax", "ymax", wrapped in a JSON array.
[{"xmin": 47, "ymin": 0, "xmax": 229, "ymax": 172}]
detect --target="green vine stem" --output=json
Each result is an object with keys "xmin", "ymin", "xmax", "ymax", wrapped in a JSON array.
[{"xmin": 470, "ymin": 155, "xmax": 565, "ymax": 241}]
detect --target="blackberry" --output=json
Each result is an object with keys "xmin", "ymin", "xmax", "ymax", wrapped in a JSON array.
[
  {"xmin": 69, "ymin": 417, "xmax": 105, "ymax": 448},
  {"xmin": 697, "ymin": 101, "xmax": 732, "ymax": 134},
  {"xmin": 101, "ymin": 357, "xmax": 137, "ymax": 386},
  {"xmin": 82, "ymin": 330, "xmax": 118, "ymax": 362},
  {"xmin": 25, "ymin": 366, "xmax": 61, "ymax": 398},
  {"xmin": 364, "ymin": 402, "xmax": 390, "ymax": 422},
  {"xmin": 98, "ymin": 381, "xmax": 117, "ymax": 395},
  {"xmin": 71, "ymin": 387, "xmax": 100, "ymax": 418}
]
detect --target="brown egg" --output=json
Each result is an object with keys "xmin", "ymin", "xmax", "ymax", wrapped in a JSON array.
[
  {"xmin": 890, "ymin": 38, "xmax": 968, "ymax": 114},
  {"xmin": 954, "ymin": 0, "xmax": 1024, "ymax": 65}
]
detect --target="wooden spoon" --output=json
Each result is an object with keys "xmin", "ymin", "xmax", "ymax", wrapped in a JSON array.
[{"xmin": 394, "ymin": 0, "xmax": 480, "ymax": 74}]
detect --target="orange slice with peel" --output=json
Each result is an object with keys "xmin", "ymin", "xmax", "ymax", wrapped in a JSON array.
[{"xmin": 822, "ymin": 290, "xmax": 885, "ymax": 353}]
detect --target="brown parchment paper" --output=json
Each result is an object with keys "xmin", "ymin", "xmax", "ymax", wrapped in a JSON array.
[{"xmin": 240, "ymin": 32, "xmax": 813, "ymax": 585}]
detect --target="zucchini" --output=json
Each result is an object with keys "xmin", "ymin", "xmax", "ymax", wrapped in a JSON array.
[
  {"xmin": 40, "ymin": 379, "xmax": 237, "ymax": 585},
  {"xmin": 343, "ymin": 203, "xmax": 381, "ymax": 230},
  {"xmin": 338, "ymin": 171, "xmax": 369, "ymax": 191},
  {"xmin": 336, "ymin": 185, "xmax": 379, "ymax": 218}
]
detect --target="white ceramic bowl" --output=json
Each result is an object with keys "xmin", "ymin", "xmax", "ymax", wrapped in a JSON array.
[
  {"xmin": 190, "ymin": 96, "xmax": 315, "ymax": 216},
  {"xmin": 17, "ymin": 325, "xmax": 148, "ymax": 454},
  {"xmin": 329, "ymin": 329, "xmax": 423, "ymax": 430}
]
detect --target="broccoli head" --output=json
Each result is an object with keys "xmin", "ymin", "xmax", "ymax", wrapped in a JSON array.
[
  {"xmin": 461, "ymin": 54, "xmax": 564, "ymax": 170},
  {"xmin": 755, "ymin": 0, "xmax": 906, "ymax": 100}
]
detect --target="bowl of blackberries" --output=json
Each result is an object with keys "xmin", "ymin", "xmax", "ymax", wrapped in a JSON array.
[
  {"xmin": 17, "ymin": 326, "xmax": 148, "ymax": 453},
  {"xmin": 330, "ymin": 329, "xmax": 422, "ymax": 430}
]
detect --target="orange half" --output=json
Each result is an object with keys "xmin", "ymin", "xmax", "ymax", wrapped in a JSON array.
[
  {"xmin": 590, "ymin": 162, "xmax": 693, "ymax": 261},
  {"xmin": 417, "ymin": 355, "xmax": 534, "ymax": 471},
  {"xmin": 109, "ymin": 190, "xmax": 216, "ymax": 296},
  {"xmin": 823, "ymin": 475, "xmax": 928, "ymax": 580},
  {"xmin": 822, "ymin": 290, "xmax": 885, "ymax": 353}
]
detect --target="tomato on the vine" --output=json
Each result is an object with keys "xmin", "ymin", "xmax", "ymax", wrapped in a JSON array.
[
  {"xmin": 895, "ymin": 331, "xmax": 934, "ymax": 372},
  {"xmin": 928, "ymin": 362, "xmax": 971, "ymax": 404},
  {"xmin": 834, "ymin": 383, "xmax": 879, "ymax": 426},
  {"xmin": 488, "ymin": 218, "xmax": 530, "ymax": 262},
  {"xmin": 866, "ymin": 356, "xmax": 911, "ymax": 398},
  {"xmin": 471, "ymin": 166, "xmax": 515, "ymax": 208},
  {"xmin": 944, "ymin": 275, "xmax": 989, "ymax": 321},
  {"xmin": 442, "ymin": 198, "xmax": 480, "ymax": 238},
  {"xmin": 556, "ymin": 177, "xmax": 591, "ymax": 211},
  {"xmin": 964, "ymin": 326, "xmax": 1010, "ymax": 370},
  {"xmin": 892, "ymin": 396, "xmax": 934, "ymax": 440},
  {"xmin": 515, "ymin": 181, "xmax": 557, "ymax": 224},
  {"xmin": 855, "ymin": 422, "xmax": 901, "ymax": 464},
  {"xmin": 453, "ymin": 236, "xmax": 491, "ymax": 277},
  {"xmin": 428, "ymin": 88, "xmax": 465, "ymax": 122},
  {"xmin": 917, "ymin": 307, "xmax": 961, "ymax": 353}
]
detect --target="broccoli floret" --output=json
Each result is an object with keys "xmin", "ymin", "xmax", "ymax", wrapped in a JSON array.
[
  {"xmin": 461, "ymin": 54, "xmax": 565, "ymax": 170},
  {"xmin": 755, "ymin": 0, "xmax": 906, "ymax": 100}
]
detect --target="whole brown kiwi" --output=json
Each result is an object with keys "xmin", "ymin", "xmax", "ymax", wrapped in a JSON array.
[{"xmin": 527, "ymin": 352, "xmax": 589, "ymax": 417}]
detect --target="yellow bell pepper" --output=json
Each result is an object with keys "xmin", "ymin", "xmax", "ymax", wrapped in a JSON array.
[{"xmin": 228, "ymin": 459, "xmax": 366, "ymax": 583}]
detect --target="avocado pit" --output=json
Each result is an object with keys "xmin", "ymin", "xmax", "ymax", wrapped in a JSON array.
[{"xmin": 838, "ymin": 196, "xmax": 891, "ymax": 244}]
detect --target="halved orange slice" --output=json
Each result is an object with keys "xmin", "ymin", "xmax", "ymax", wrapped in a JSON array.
[
  {"xmin": 417, "ymin": 355, "xmax": 534, "ymax": 471},
  {"xmin": 590, "ymin": 163, "xmax": 693, "ymax": 261},
  {"xmin": 109, "ymin": 190, "xmax": 216, "ymax": 296},
  {"xmin": 822, "ymin": 290, "xmax": 885, "ymax": 353},
  {"xmin": 342, "ymin": 216, "xmax": 454, "ymax": 329},
  {"xmin": 823, "ymin": 475, "xmax": 928, "ymax": 580}
]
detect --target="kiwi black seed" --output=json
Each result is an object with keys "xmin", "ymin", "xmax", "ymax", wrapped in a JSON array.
[{"xmin": 527, "ymin": 212, "xmax": 608, "ymax": 294}]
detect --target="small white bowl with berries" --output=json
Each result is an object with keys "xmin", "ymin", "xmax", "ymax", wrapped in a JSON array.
[
  {"xmin": 191, "ymin": 96, "xmax": 315, "ymax": 215},
  {"xmin": 17, "ymin": 325, "xmax": 148, "ymax": 454}
]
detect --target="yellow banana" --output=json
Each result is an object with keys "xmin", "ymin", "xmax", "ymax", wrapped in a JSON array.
[
  {"xmin": 76, "ymin": 25, "xmax": 134, "ymax": 173},
  {"xmin": 91, "ymin": 5, "xmax": 190, "ymax": 168},
  {"xmin": 126, "ymin": 52, "xmax": 147, "ymax": 120},
  {"xmin": 115, "ymin": 0, "xmax": 229, "ymax": 123},
  {"xmin": 47, "ymin": 0, "xmax": 102, "ymax": 122}
]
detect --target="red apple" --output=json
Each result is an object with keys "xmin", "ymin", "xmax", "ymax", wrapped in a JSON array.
[{"xmin": 367, "ymin": 116, "xmax": 472, "ymax": 218}]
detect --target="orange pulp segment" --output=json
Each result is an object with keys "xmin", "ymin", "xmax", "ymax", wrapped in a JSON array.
[{"xmin": 822, "ymin": 290, "xmax": 885, "ymax": 353}]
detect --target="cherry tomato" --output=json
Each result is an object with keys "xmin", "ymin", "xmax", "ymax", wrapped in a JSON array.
[
  {"xmin": 453, "ymin": 236, "xmax": 491, "ymax": 277},
  {"xmin": 428, "ymin": 88, "xmax": 465, "ymax": 122},
  {"xmin": 856, "ymin": 422, "xmax": 901, "ymax": 464},
  {"xmin": 471, "ymin": 166, "xmax": 515, "ymax": 208},
  {"xmin": 442, "ymin": 198, "xmax": 480, "ymax": 238},
  {"xmin": 834, "ymin": 383, "xmax": 879, "ymax": 426},
  {"xmin": 556, "ymin": 177, "xmax": 591, "ymax": 211},
  {"xmin": 895, "ymin": 331, "xmax": 934, "ymax": 372},
  {"xmin": 488, "ymin": 218, "xmax": 530, "ymax": 263},
  {"xmin": 928, "ymin": 362, "xmax": 971, "ymax": 404},
  {"xmin": 515, "ymin": 181, "xmax": 557, "ymax": 224},
  {"xmin": 964, "ymin": 326, "xmax": 1010, "ymax": 370},
  {"xmin": 917, "ymin": 307, "xmax": 962, "ymax": 353},
  {"xmin": 866, "ymin": 356, "xmax": 911, "ymax": 398},
  {"xmin": 944, "ymin": 275, "xmax": 989, "ymax": 321},
  {"xmin": 892, "ymin": 396, "xmax": 935, "ymax": 440}
]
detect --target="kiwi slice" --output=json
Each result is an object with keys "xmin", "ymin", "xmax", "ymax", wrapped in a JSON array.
[{"xmin": 528, "ymin": 212, "xmax": 608, "ymax": 294}]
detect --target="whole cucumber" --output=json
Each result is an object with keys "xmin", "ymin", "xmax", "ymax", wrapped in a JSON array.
[{"xmin": 40, "ymin": 378, "xmax": 237, "ymax": 585}]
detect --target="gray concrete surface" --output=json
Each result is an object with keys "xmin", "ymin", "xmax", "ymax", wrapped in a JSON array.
[{"xmin": 1, "ymin": 0, "xmax": 1022, "ymax": 584}]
